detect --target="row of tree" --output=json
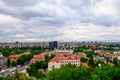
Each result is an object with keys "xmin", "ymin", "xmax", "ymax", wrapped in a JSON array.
[
  {"xmin": 0, "ymin": 46, "xmax": 54, "ymax": 57},
  {"xmin": 0, "ymin": 72, "xmax": 34, "ymax": 80},
  {"xmin": 47, "ymin": 64, "xmax": 120, "ymax": 80},
  {"xmin": 19, "ymin": 46, "xmax": 54, "ymax": 51},
  {"xmin": 17, "ymin": 54, "xmax": 33, "ymax": 65},
  {"xmin": 0, "ymin": 47, "xmax": 27, "ymax": 57},
  {"xmin": 9, "ymin": 54, "xmax": 33, "ymax": 67},
  {"xmin": 26, "ymin": 54, "xmax": 55, "ymax": 79}
]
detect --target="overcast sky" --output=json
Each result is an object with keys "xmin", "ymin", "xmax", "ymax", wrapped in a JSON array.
[{"xmin": 0, "ymin": 0, "xmax": 120, "ymax": 42}]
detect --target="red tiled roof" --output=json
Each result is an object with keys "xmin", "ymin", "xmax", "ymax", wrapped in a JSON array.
[
  {"xmin": 23, "ymin": 51, "xmax": 31, "ymax": 55},
  {"xmin": 105, "ymin": 51, "xmax": 111, "ymax": 55},
  {"xmin": 49, "ymin": 53, "xmax": 83, "ymax": 63},
  {"xmin": 107, "ymin": 62, "xmax": 115, "ymax": 66},
  {"xmin": 9, "ymin": 54, "xmax": 22, "ymax": 59},
  {"xmin": 33, "ymin": 52, "xmax": 51, "ymax": 59},
  {"xmin": 81, "ymin": 62, "xmax": 88, "ymax": 67}
]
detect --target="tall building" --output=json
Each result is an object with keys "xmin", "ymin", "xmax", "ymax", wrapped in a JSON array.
[{"xmin": 49, "ymin": 41, "xmax": 58, "ymax": 49}]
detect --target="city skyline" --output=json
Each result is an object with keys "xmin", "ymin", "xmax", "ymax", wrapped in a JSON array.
[{"xmin": 0, "ymin": 0, "xmax": 120, "ymax": 42}]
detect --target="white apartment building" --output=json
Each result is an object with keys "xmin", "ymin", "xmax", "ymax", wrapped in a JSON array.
[{"xmin": 114, "ymin": 51, "xmax": 120, "ymax": 60}]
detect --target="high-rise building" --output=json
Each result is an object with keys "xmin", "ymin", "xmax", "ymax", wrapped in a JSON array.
[{"xmin": 49, "ymin": 41, "xmax": 58, "ymax": 49}]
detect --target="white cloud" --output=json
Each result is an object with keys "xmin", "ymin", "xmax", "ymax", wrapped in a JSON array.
[
  {"xmin": 92, "ymin": 0, "xmax": 118, "ymax": 18},
  {"xmin": 0, "ymin": 14, "xmax": 20, "ymax": 23},
  {"xmin": 55, "ymin": 23, "xmax": 120, "ymax": 41},
  {"xmin": 0, "ymin": 0, "xmax": 120, "ymax": 42}
]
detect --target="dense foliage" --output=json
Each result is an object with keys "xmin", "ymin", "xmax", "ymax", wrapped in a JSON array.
[
  {"xmin": 19, "ymin": 46, "xmax": 54, "ymax": 52},
  {"xmin": 17, "ymin": 54, "xmax": 33, "ymax": 65},
  {"xmin": 0, "ymin": 46, "xmax": 54, "ymax": 57},
  {"xmin": 4, "ymin": 72, "xmax": 34, "ymax": 80},
  {"xmin": 26, "ymin": 54, "xmax": 55, "ymax": 79},
  {"xmin": 47, "ymin": 64, "xmax": 120, "ymax": 80}
]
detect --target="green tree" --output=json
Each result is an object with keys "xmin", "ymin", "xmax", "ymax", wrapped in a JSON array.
[
  {"xmin": 113, "ymin": 57, "xmax": 118, "ymax": 65},
  {"xmin": 5, "ymin": 72, "xmax": 34, "ymax": 80},
  {"xmin": 27, "ymin": 64, "xmax": 37, "ymax": 76},
  {"xmin": 0, "ymin": 77, "xmax": 4, "ymax": 80},
  {"xmin": 80, "ymin": 57, "xmax": 88, "ymax": 62},
  {"xmin": 7, "ymin": 58, "xmax": 10, "ymax": 67},
  {"xmin": 42, "ymin": 62, "xmax": 47, "ymax": 71},
  {"xmin": 12, "ymin": 61, "xmax": 17, "ymax": 66},
  {"xmin": 34, "ymin": 71, "xmax": 45, "ymax": 79}
]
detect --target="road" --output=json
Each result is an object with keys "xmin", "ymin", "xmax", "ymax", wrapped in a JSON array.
[{"xmin": 0, "ymin": 63, "xmax": 30, "ymax": 77}]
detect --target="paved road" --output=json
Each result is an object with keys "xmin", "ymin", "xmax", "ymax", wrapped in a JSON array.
[{"xmin": 0, "ymin": 63, "xmax": 30, "ymax": 77}]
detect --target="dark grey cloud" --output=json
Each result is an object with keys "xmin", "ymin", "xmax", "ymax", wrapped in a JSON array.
[{"xmin": 2, "ymin": 0, "xmax": 38, "ymax": 7}]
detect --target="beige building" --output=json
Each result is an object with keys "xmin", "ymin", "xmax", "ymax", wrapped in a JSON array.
[
  {"xmin": 48, "ymin": 53, "xmax": 84, "ymax": 71},
  {"xmin": 9, "ymin": 54, "xmax": 22, "ymax": 63}
]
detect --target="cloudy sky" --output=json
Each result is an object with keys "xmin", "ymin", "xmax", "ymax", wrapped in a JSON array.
[{"xmin": 0, "ymin": 0, "xmax": 120, "ymax": 42}]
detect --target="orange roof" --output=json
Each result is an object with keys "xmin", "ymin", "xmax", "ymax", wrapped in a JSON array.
[
  {"xmin": 9, "ymin": 54, "xmax": 22, "ymax": 59},
  {"xmin": 23, "ymin": 51, "xmax": 31, "ymax": 55},
  {"xmin": 49, "ymin": 54, "xmax": 83, "ymax": 63},
  {"xmin": 107, "ymin": 62, "xmax": 115, "ymax": 66},
  {"xmin": 49, "ymin": 54, "xmax": 66, "ymax": 63},
  {"xmin": 33, "ymin": 52, "xmax": 51, "ymax": 59},
  {"xmin": 41, "ymin": 52, "xmax": 51, "ymax": 56},
  {"xmin": 105, "ymin": 51, "xmax": 111, "ymax": 55},
  {"xmin": 81, "ymin": 62, "xmax": 88, "ymax": 67}
]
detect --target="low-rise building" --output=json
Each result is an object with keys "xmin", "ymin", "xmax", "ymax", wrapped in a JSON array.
[
  {"xmin": 81, "ymin": 62, "xmax": 88, "ymax": 67},
  {"xmin": 93, "ymin": 55, "xmax": 106, "ymax": 63},
  {"xmin": 94, "ymin": 50, "xmax": 104, "ymax": 55},
  {"xmin": 0, "ymin": 53, "xmax": 7, "ymax": 70},
  {"xmin": 9, "ymin": 54, "xmax": 22, "ymax": 63},
  {"xmin": 48, "ymin": 53, "xmax": 84, "ymax": 71},
  {"xmin": 52, "ymin": 49, "xmax": 73, "ymax": 55},
  {"xmin": 8, "ymin": 51, "xmax": 31, "ymax": 63},
  {"xmin": 104, "ymin": 51, "xmax": 115, "ymax": 61},
  {"xmin": 107, "ymin": 62, "xmax": 115, "ymax": 66},
  {"xmin": 114, "ymin": 51, "xmax": 120, "ymax": 60},
  {"xmin": 31, "ymin": 52, "xmax": 51, "ymax": 63},
  {"xmin": 23, "ymin": 51, "xmax": 31, "ymax": 55}
]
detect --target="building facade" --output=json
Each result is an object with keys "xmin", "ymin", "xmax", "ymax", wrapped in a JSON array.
[
  {"xmin": 49, "ymin": 41, "xmax": 58, "ymax": 49},
  {"xmin": 0, "ymin": 53, "xmax": 7, "ymax": 70},
  {"xmin": 48, "ymin": 54, "xmax": 84, "ymax": 71},
  {"xmin": 52, "ymin": 49, "xmax": 73, "ymax": 55}
]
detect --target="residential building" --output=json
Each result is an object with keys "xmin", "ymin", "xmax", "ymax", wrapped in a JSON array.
[
  {"xmin": 107, "ymin": 62, "xmax": 115, "ymax": 66},
  {"xmin": 94, "ymin": 50, "xmax": 104, "ymax": 55},
  {"xmin": 52, "ymin": 49, "xmax": 73, "ymax": 55},
  {"xmin": 81, "ymin": 62, "xmax": 88, "ymax": 67},
  {"xmin": 8, "ymin": 51, "xmax": 31, "ymax": 63},
  {"xmin": 48, "ymin": 53, "xmax": 84, "ymax": 71},
  {"xmin": 93, "ymin": 55, "xmax": 106, "ymax": 63},
  {"xmin": 0, "ymin": 53, "xmax": 7, "ymax": 70},
  {"xmin": 23, "ymin": 51, "xmax": 31, "ymax": 55},
  {"xmin": 104, "ymin": 51, "xmax": 114, "ymax": 61},
  {"xmin": 31, "ymin": 52, "xmax": 51, "ymax": 63},
  {"xmin": 9, "ymin": 54, "xmax": 22, "ymax": 63},
  {"xmin": 113, "ymin": 51, "xmax": 120, "ymax": 60}
]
